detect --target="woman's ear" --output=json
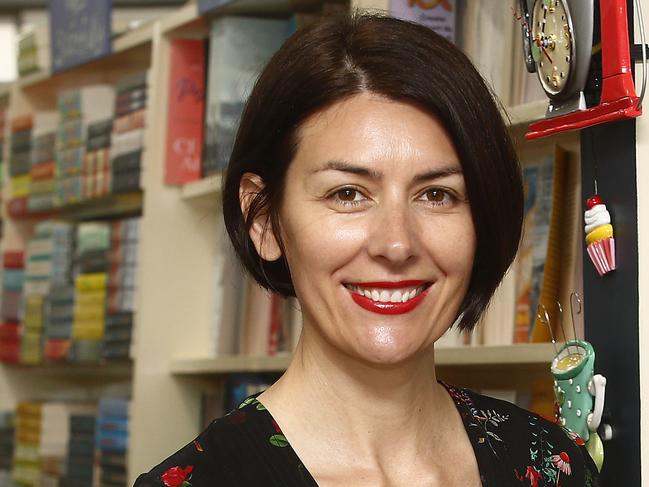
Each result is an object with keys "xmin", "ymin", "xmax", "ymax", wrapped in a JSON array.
[{"xmin": 239, "ymin": 172, "xmax": 282, "ymax": 262}]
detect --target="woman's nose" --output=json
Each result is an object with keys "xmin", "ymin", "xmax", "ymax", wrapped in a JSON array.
[{"xmin": 366, "ymin": 202, "xmax": 417, "ymax": 265}]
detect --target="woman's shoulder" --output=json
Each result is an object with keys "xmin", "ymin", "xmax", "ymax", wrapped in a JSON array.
[
  {"xmin": 445, "ymin": 383, "xmax": 600, "ymax": 486},
  {"xmin": 133, "ymin": 395, "xmax": 307, "ymax": 487},
  {"xmin": 133, "ymin": 396, "xmax": 273, "ymax": 487},
  {"xmin": 132, "ymin": 413, "xmax": 241, "ymax": 487}
]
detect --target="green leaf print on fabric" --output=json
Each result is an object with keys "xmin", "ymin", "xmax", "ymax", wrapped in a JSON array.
[
  {"xmin": 269, "ymin": 434, "xmax": 289, "ymax": 447},
  {"xmin": 238, "ymin": 397, "xmax": 257, "ymax": 409}
]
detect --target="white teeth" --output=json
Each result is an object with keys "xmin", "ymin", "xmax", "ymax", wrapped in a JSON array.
[{"xmin": 347, "ymin": 284, "xmax": 428, "ymax": 303}]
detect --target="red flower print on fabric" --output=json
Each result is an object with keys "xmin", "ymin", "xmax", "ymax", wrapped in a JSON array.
[
  {"xmin": 161, "ymin": 465, "xmax": 193, "ymax": 487},
  {"xmin": 515, "ymin": 466, "xmax": 542, "ymax": 487},
  {"xmin": 551, "ymin": 452, "xmax": 571, "ymax": 475}
]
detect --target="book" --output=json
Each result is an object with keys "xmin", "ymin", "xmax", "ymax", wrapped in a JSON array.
[
  {"xmin": 113, "ymin": 109, "xmax": 145, "ymax": 134},
  {"xmin": 165, "ymin": 38, "xmax": 205, "ymax": 185},
  {"xmin": 238, "ymin": 276, "xmax": 276, "ymax": 356},
  {"xmin": 512, "ymin": 146, "xmax": 575, "ymax": 343},
  {"xmin": 210, "ymin": 220, "xmax": 245, "ymax": 356},
  {"xmin": 57, "ymin": 86, "xmax": 115, "ymax": 124},
  {"xmin": 203, "ymin": 17, "xmax": 290, "ymax": 174}
]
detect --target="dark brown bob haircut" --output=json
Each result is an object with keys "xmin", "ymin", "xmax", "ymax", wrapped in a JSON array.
[{"xmin": 222, "ymin": 13, "xmax": 523, "ymax": 331}]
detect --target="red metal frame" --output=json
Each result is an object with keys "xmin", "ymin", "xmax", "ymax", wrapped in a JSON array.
[{"xmin": 526, "ymin": 0, "xmax": 641, "ymax": 140}]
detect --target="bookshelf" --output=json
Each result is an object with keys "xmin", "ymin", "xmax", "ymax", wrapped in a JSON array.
[
  {"xmin": 16, "ymin": 22, "xmax": 154, "ymax": 94},
  {"xmin": 170, "ymin": 343, "xmax": 558, "ymax": 375},
  {"xmin": 0, "ymin": 1, "xmax": 645, "ymax": 485}
]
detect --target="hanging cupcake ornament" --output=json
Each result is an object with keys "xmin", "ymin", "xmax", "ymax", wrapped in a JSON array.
[{"xmin": 584, "ymin": 195, "xmax": 616, "ymax": 276}]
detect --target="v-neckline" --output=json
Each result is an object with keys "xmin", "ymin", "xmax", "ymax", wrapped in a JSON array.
[{"xmin": 246, "ymin": 382, "xmax": 494, "ymax": 486}]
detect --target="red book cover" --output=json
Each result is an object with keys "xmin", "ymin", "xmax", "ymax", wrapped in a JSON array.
[
  {"xmin": 0, "ymin": 339, "xmax": 20, "ymax": 364},
  {"xmin": 30, "ymin": 161, "xmax": 56, "ymax": 180},
  {"xmin": 0, "ymin": 322, "xmax": 19, "ymax": 340},
  {"xmin": 7, "ymin": 197, "xmax": 28, "ymax": 218},
  {"xmin": 3, "ymin": 251, "xmax": 24, "ymax": 269},
  {"xmin": 43, "ymin": 339, "xmax": 71, "ymax": 361},
  {"xmin": 164, "ymin": 38, "xmax": 205, "ymax": 185}
]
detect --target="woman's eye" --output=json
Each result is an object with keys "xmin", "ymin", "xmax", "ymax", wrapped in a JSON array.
[
  {"xmin": 337, "ymin": 188, "xmax": 360, "ymax": 201},
  {"xmin": 330, "ymin": 188, "xmax": 365, "ymax": 206},
  {"xmin": 420, "ymin": 188, "xmax": 455, "ymax": 206}
]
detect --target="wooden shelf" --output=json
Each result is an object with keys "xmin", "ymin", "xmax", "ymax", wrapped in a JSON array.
[
  {"xmin": 505, "ymin": 99, "xmax": 547, "ymax": 128},
  {"xmin": 13, "ymin": 192, "xmax": 144, "ymax": 221},
  {"xmin": 180, "ymin": 175, "xmax": 222, "ymax": 207},
  {"xmin": 16, "ymin": 22, "xmax": 154, "ymax": 95},
  {"xmin": 160, "ymin": 0, "xmax": 331, "ymax": 35},
  {"xmin": 171, "ymin": 354, "xmax": 291, "ymax": 374},
  {"xmin": 1, "ymin": 360, "xmax": 132, "ymax": 379},
  {"xmin": 170, "ymin": 343, "xmax": 557, "ymax": 375},
  {"xmin": 436, "ymin": 342, "xmax": 556, "ymax": 365}
]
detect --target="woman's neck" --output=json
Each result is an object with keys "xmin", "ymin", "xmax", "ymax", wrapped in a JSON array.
[{"xmin": 257, "ymin": 324, "xmax": 456, "ymax": 470}]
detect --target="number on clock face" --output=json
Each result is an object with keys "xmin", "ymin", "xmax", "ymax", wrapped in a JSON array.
[{"xmin": 531, "ymin": 0, "xmax": 573, "ymax": 96}]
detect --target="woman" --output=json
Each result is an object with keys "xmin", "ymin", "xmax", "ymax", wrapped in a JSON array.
[{"xmin": 135, "ymin": 13, "xmax": 599, "ymax": 487}]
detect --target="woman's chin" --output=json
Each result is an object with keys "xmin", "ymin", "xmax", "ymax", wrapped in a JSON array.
[{"xmin": 351, "ymin": 330, "xmax": 429, "ymax": 367}]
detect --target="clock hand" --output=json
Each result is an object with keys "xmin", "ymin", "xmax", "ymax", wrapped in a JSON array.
[
  {"xmin": 542, "ymin": 46, "xmax": 553, "ymax": 63},
  {"xmin": 535, "ymin": 36, "xmax": 554, "ymax": 63}
]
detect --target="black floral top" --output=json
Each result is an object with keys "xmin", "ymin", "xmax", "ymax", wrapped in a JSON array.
[{"xmin": 134, "ymin": 383, "xmax": 599, "ymax": 487}]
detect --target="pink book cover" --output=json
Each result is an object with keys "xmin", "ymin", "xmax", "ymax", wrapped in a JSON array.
[{"xmin": 165, "ymin": 38, "xmax": 205, "ymax": 185}]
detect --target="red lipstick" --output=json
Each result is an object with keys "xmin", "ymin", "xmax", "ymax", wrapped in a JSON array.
[{"xmin": 346, "ymin": 281, "xmax": 430, "ymax": 315}]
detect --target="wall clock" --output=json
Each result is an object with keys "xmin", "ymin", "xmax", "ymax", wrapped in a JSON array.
[{"xmin": 518, "ymin": 0, "xmax": 644, "ymax": 140}]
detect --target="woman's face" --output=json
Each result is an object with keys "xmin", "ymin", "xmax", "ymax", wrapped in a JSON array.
[{"xmin": 266, "ymin": 93, "xmax": 475, "ymax": 365}]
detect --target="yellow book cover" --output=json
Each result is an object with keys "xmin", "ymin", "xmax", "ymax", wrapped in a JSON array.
[
  {"xmin": 74, "ymin": 272, "xmax": 107, "ymax": 292},
  {"xmin": 10, "ymin": 174, "xmax": 31, "ymax": 198},
  {"xmin": 73, "ymin": 304, "xmax": 105, "ymax": 321},
  {"xmin": 72, "ymin": 321, "xmax": 104, "ymax": 341},
  {"xmin": 75, "ymin": 290, "xmax": 106, "ymax": 306}
]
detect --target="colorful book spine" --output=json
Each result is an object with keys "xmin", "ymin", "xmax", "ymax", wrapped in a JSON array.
[{"xmin": 165, "ymin": 38, "xmax": 205, "ymax": 185}]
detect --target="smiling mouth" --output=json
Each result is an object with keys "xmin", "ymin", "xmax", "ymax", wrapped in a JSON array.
[{"xmin": 343, "ymin": 281, "xmax": 432, "ymax": 315}]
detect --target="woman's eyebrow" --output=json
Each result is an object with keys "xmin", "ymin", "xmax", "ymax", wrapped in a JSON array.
[
  {"xmin": 312, "ymin": 160, "xmax": 381, "ymax": 178},
  {"xmin": 312, "ymin": 159, "xmax": 463, "ymax": 182}
]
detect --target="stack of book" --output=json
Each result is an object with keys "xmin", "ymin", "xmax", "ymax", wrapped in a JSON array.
[
  {"xmin": 21, "ymin": 293, "xmax": 43, "ymax": 365},
  {"xmin": 45, "ymin": 286, "xmax": 75, "ymax": 362},
  {"xmin": 0, "ymin": 252, "xmax": 24, "ymax": 363},
  {"xmin": 17, "ymin": 26, "xmax": 50, "ymax": 77},
  {"xmin": 0, "ymin": 254, "xmax": 22, "ymax": 362},
  {"xmin": 111, "ymin": 73, "xmax": 147, "ymax": 194},
  {"xmin": 55, "ymin": 86, "xmax": 115, "ymax": 206},
  {"xmin": 39, "ymin": 403, "xmax": 69, "ymax": 485},
  {"xmin": 12, "ymin": 402, "xmax": 41, "ymax": 487},
  {"xmin": 28, "ymin": 222, "xmax": 76, "ymax": 362},
  {"xmin": 28, "ymin": 128, "xmax": 58, "ymax": 213},
  {"xmin": 72, "ymin": 223, "xmax": 110, "ymax": 362},
  {"xmin": 0, "ymin": 320, "xmax": 19, "ymax": 364},
  {"xmin": 0, "ymin": 104, "xmax": 5, "ymax": 198},
  {"xmin": 0, "ymin": 412, "xmax": 14, "ymax": 487},
  {"xmin": 203, "ymin": 17, "xmax": 290, "ymax": 175},
  {"xmin": 9, "ymin": 116, "xmax": 33, "ymax": 216},
  {"xmin": 104, "ymin": 218, "xmax": 140, "ymax": 361},
  {"xmin": 83, "ymin": 119, "xmax": 113, "ymax": 199},
  {"xmin": 63, "ymin": 413, "xmax": 97, "ymax": 487},
  {"xmin": 40, "ymin": 403, "xmax": 96, "ymax": 487},
  {"xmin": 96, "ymin": 398, "xmax": 130, "ymax": 487}
]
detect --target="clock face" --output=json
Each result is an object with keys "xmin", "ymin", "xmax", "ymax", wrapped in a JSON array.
[{"xmin": 531, "ymin": 0, "xmax": 574, "ymax": 96}]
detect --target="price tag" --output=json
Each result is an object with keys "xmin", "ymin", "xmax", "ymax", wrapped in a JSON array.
[
  {"xmin": 198, "ymin": 0, "xmax": 237, "ymax": 15},
  {"xmin": 49, "ymin": 0, "xmax": 112, "ymax": 73}
]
